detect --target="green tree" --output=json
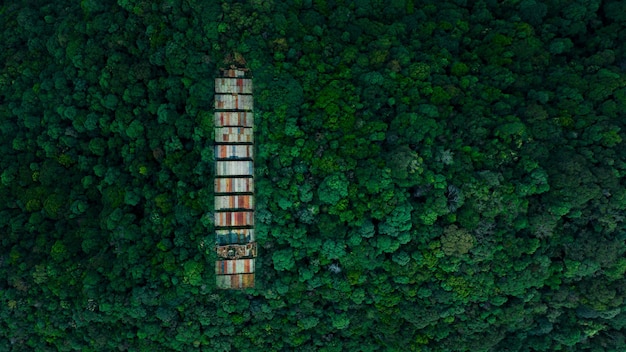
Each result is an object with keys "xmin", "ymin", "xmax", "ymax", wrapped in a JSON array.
[
  {"xmin": 317, "ymin": 173, "xmax": 348, "ymax": 204},
  {"xmin": 440, "ymin": 225, "xmax": 474, "ymax": 256},
  {"xmin": 272, "ymin": 248, "xmax": 296, "ymax": 271}
]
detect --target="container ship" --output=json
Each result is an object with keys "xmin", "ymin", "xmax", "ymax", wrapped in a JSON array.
[{"xmin": 213, "ymin": 67, "xmax": 256, "ymax": 289}]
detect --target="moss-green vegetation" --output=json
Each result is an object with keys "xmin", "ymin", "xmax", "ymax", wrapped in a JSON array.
[{"xmin": 2, "ymin": 0, "xmax": 626, "ymax": 350}]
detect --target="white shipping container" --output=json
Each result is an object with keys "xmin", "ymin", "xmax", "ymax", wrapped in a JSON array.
[
  {"xmin": 216, "ymin": 161, "xmax": 253, "ymax": 176},
  {"xmin": 215, "ymin": 94, "xmax": 253, "ymax": 111},
  {"xmin": 215, "ymin": 195, "xmax": 254, "ymax": 210},
  {"xmin": 215, "ymin": 78, "xmax": 253, "ymax": 94},
  {"xmin": 215, "ymin": 145, "xmax": 253, "ymax": 159},
  {"xmin": 215, "ymin": 127, "xmax": 253, "ymax": 143}
]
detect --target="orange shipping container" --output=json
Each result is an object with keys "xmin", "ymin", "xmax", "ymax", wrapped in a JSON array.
[
  {"xmin": 215, "ymin": 259, "xmax": 255, "ymax": 275},
  {"xmin": 214, "ymin": 112, "xmax": 253, "ymax": 127},
  {"xmin": 214, "ymin": 178, "xmax": 254, "ymax": 193},
  {"xmin": 215, "ymin": 211, "xmax": 254, "ymax": 227},
  {"xmin": 216, "ymin": 273, "xmax": 254, "ymax": 289}
]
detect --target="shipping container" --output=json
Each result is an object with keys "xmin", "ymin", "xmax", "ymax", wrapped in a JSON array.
[
  {"xmin": 215, "ymin": 145, "xmax": 253, "ymax": 160},
  {"xmin": 215, "ymin": 94, "xmax": 253, "ymax": 111},
  {"xmin": 215, "ymin": 259, "xmax": 255, "ymax": 275},
  {"xmin": 215, "ymin": 211, "xmax": 254, "ymax": 227},
  {"xmin": 214, "ymin": 178, "xmax": 254, "ymax": 193},
  {"xmin": 216, "ymin": 273, "xmax": 254, "ymax": 289},
  {"xmin": 215, "ymin": 195, "xmax": 254, "ymax": 211},
  {"xmin": 216, "ymin": 229, "xmax": 255, "ymax": 245},
  {"xmin": 215, "ymin": 127, "xmax": 253, "ymax": 143},
  {"xmin": 214, "ymin": 111, "xmax": 254, "ymax": 127},
  {"xmin": 216, "ymin": 161, "xmax": 253, "ymax": 176},
  {"xmin": 215, "ymin": 78, "xmax": 253, "ymax": 94}
]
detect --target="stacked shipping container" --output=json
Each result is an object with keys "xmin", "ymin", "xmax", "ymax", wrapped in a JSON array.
[
  {"xmin": 214, "ymin": 145, "xmax": 253, "ymax": 159},
  {"xmin": 215, "ymin": 195, "xmax": 254, "ymax": 211},
  {"xmin": 214, "ymin": 178, "xmax": 254, "ymax": 193},
  {"xmin": 214, "ymin": 68, "xmax": 256, "ymax": 289},
  {"xmin": 215, "ymin": 127, "xmax": 254, "ymax": 143},
  {"xmin": 215, "ymin": 161, "xmax": 254, "ymax": 176}
]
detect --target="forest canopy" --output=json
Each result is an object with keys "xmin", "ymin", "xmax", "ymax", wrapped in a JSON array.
[{"xmin": 1, "ymin": 0, "xmax": 626, "ymax": 351}]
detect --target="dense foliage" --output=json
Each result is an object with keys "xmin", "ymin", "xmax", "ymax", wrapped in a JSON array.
[{"xmin": 2, "ymin": 0, "xmax": 626, "ymax": 350}]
